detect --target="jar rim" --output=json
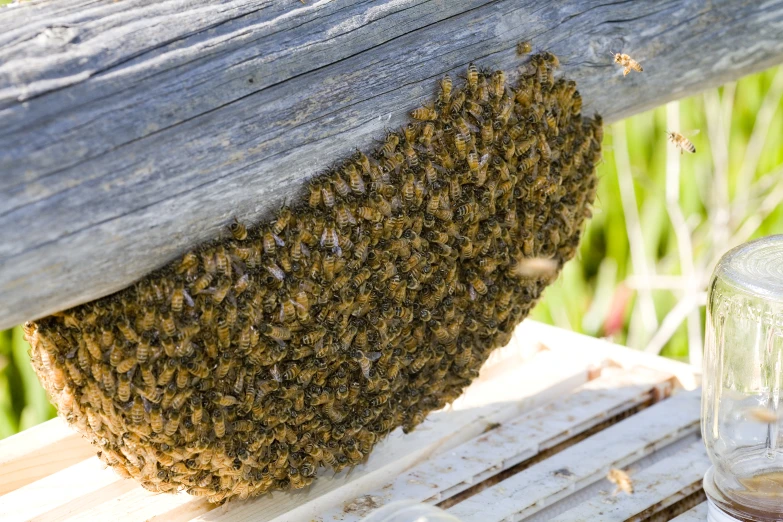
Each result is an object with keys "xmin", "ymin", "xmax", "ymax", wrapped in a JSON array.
[{"xmin": 712, "ymin": 235, "xmax": 783, "ymax": 305}]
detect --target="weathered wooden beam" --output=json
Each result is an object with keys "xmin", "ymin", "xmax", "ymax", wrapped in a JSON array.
[{"xmin": 0, "ymin": 0, "xmax": 781, "ymax": 329}]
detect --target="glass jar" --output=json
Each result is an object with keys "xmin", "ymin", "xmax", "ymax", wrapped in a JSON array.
[{"xmin": 702, "ymin": 235, "xmax": 783, "ymax": 521}]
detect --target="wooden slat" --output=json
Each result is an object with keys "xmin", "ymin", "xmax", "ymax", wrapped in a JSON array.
[
  {"xmin": 520, "ymin": 321, "xmax": 701, "ymax": 390},
  {"xmin": 0, "ymin": 417, "xmax": 94, "ymax": 495},
  {"xmin": 550, "ymin": 441, "xmax": 709, "ymax": 521},
  {"xmin": 3, "ymin": 0, "xmax": 783, "ymax": 329},
  {"xmin": 0, "ymin": 458, "xmax": 134, "ymax": 522},
  {"xmin": 67, "ymin": 486, "xmax": 209, "ymax": 522},
  {"xmin": 520, "ymin": 433, "xmax": 702, "ymax": 522},
  {"xmin": 448, "ymin": 389, "xmax": 702, "ymax": 522},
  {"xmin": 670, "ymin": 502, "xmax": 709, "ymax": 521},
  {"xmin": 318, "ymin": 366, "xmax": 673, "ymax": 521},
  {"xmin": 0, "ymin": 345, "xmax": 593, "ymax": 522}
]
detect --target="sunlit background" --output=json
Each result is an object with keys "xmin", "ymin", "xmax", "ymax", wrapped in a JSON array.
[{"xmin": 1, "ymin": 65, "xmax": 781, "ymax": 439}]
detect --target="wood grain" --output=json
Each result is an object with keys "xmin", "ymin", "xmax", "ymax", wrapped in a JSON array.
[
  {"xmin": 0, "ymin": 417, "xmax": 94, "ymax": 496},
  {"xmin": 1, "ymin": 0, "xmax": 782, "ymax": 329}
]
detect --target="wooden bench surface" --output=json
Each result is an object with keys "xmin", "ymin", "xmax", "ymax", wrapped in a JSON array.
[{"xmin": 0, "ymin": 321, "xmax": 707, "ymax": 521}]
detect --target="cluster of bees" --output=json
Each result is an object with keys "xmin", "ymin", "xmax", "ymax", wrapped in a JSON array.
[{"xmin": 25, "ymin": 49, "xmax": 601, "ymax": 503}]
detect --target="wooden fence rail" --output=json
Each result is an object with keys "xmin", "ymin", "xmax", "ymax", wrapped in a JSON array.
[{"xmin": 1, "ymin": 0, "xmax": 782, "ymax": 329}]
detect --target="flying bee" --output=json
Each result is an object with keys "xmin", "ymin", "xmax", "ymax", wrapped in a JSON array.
[
  {"xmin": 512, "ymin": 257, "xmax": 559, "ymax": 279},
  {"xmin": 667, "ymin": 130, "xmax": 698, "ymax": 154},
  {"xmin": 745, "ymin": 406, "xmax": 781, "ymax": 424},
  {"xmin": 611, "ymin": 52, "xmax": 643, "ymax": 76},
  {"xmin": 607, "ymin": 468, "xmax": 634, "ymax": 495}
]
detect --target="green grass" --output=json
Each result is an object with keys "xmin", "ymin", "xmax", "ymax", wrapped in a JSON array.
[
  {"xmin": 2, "ymin": 64, "xmax": 781, "ymax": 439},
  {"xmin": 531, "ymin": 64, "xmax": 783, "ymax": 363},
  {"xmin": 0, "ymin": 326, "xmax": 56, "ymax": 438}
]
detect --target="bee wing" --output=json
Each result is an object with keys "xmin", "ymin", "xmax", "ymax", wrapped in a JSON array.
[
  {"xmin": 685, "ymin": 129, "xmax": 701, "ymax": 137},
  {"xmin": 367, "ymin": 351, "xmax": 383, "ymax": 362}
]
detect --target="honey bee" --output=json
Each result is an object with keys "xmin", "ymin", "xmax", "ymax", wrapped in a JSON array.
[
  {"xmin": 213, "ymin": 409, "xmax": 226, "ymax": 438},
  {"xmin": 177, "ymin": 252, "xmax": 198, "ymax": 274},
  {"xmin": 611, "ymin": 52, "xmax": 643, "ymax": 76},
  {"xmin": 410, "ymin": 103, "xmax": 438, "ymax": 121},
  {"xmin": 517, "ymin": 40, "xmax": 532, "ymax": 55},
  {"xmin": 607, "ymin": 468, "xmax": 634, "ymax": 495},
  {"xmin": 453, "ymin": 133, "xmax": 468, "ymax": 158},
  {"xmin": 308, "ymin": 180, "xmax": 322, "ymax": 208},
  {"xmin": 381, "ymin": 132, "xmax": 400, "ymax": 158},
  {"xmin": 215, "ymin": 246, "xmax": 231, "ymax": 276},
  {"xmin": 490, "ymin": 70, "xmax": 505, "ymax": 98},
  {"xmin": 351, "ymin": 350, "xmax": 382, "ymax": 379},
  {"xmin": 321, "ymin": 182, "xmax": 336, "ymax": 208},
  {"xmin": 116, "ymin": 357, "xmax": 137, "ymax": 374},
  {"xmin": 171, "ymin": 388, "xmax": 192, "ymax": 410},
  {"xmin": 130, "ymin": 397, "xmax": 145, "ymax": 424},
  {"xmin": 340, "ymin": 164, "xmax": 365, "ymax": 195},
  {"xmin": 149, "ymin": 404, "xmax": 164, "ymax": 434},
  {"xmin": 265, "ymin": 261, "xmax": 286, "ymax": 283},
  {"xmin": 466, "ymin": 63, "xmax": 479, "ymax": 90},
  {"xmin": 229, "ymin": 218, "xmax": 248, "ymax": 241},
  {"xmin": 667, "ymin": 130, "xmax": 697, "ymax": 154},
  {"xmin": 331, "ymin": 171, "xmax": 352, "ymax": 197},
  {"xmin": 357, "ymin": 206, "xmax": 383, "ymax": 223},
  {"xmin": 439, "ymin": 74, "xmax": 453, "ymax": 103},
  {"xmin": 746, "ymin": 406, "xmax": 780, "ymax": 424}
]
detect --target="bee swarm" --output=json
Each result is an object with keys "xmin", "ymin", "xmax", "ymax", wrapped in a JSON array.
[{"xmin": 26, "ymin": 52, "xmax": 601, "ymax": 503}]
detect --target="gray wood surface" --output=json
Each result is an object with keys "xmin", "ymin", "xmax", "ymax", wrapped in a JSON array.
[{"xmin": 0, "ymin": 0, "xmax": 782, "ymax": 330}]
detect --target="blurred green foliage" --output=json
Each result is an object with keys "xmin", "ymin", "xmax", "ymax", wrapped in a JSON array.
[
  {"xmin": 532, "ymin": 65, "xmax": 783, "ymax": 362},
  {"xmin": 1, "ymin": 65, "xmax": 781, "ymax": 439},
  {"xmin": 0, "ymin": 327, "xmax": 56, "ymax": 439}
]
